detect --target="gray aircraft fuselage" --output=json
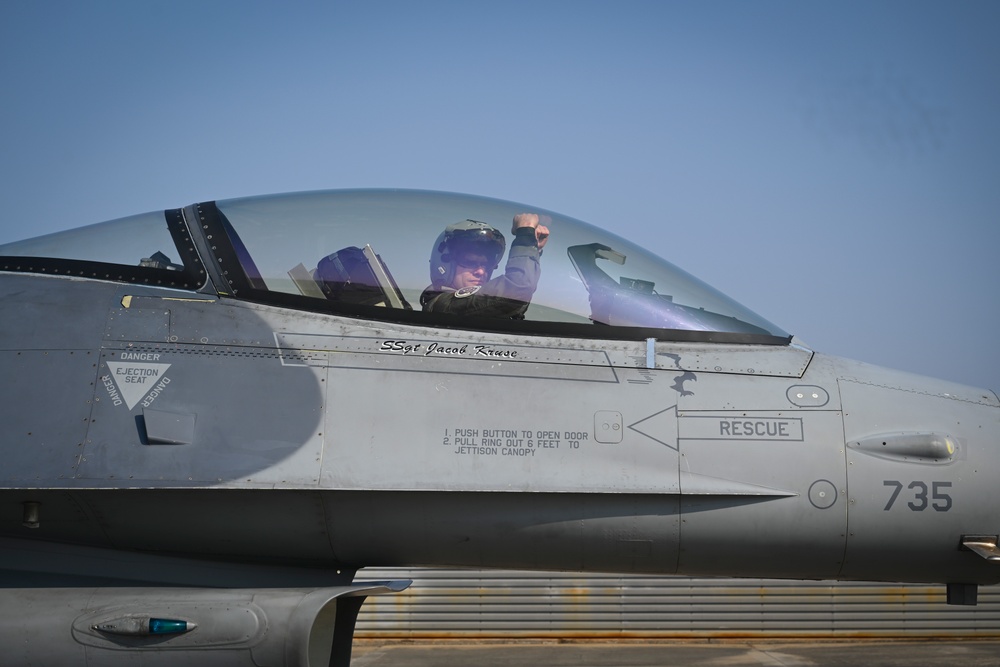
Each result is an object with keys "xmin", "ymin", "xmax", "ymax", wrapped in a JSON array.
[{"xmin": 1, "ymin": 189, "xmax": 997, "ymax": 666}]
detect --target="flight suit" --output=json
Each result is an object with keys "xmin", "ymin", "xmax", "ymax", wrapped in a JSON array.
[{"xmin": 421, "ymin": 226, "xmax": 542, "ymax": 319}]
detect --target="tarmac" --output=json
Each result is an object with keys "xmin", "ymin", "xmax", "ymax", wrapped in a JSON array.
[{"xmin": 352, "ymin": 640, "xmax": 1000, "ymax": 667}]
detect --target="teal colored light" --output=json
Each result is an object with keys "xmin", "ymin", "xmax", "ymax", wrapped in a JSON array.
[{"xmin": 148, "ymin": 618, "xmax": 191, "ymax": 635}]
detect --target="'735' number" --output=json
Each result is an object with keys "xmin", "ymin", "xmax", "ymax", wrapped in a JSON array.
[{"xmin": 883, "ymin": 480, "xmax": 952, "ymax": 512}]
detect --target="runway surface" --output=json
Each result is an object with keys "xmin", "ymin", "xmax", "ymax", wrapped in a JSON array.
[{"xmin": 353, "ymin": 641, "xmax": 1000, "ymax": 667}]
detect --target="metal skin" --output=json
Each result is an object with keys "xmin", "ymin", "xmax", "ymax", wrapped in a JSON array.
[{"xmin": 1, "ymin": 190, "xmax": 998, "ymax": 666}]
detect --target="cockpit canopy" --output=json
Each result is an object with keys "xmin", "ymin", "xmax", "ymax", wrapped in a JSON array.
[{"xmin": 0, "ymin": 189, "xmax": 788, "ymax": 343}]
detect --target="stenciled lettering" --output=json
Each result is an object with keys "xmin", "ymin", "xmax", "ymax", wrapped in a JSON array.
[
  {"xmin": 101, "ymin": 374, "xmax": 123, "ymax": 407},
  {"xmin": 883, "ymin": 480, "xmax": 953, "ymax": 512},
  {"xmin": 718, "ymin": 418, "xmax": 795, "ymax": 439},
  {"xmin": 115, "ymin": 366, "xmax": 162, "ymax": 384},
  {"xmin": 140, "ymin": 376, "xmax": 172, "ymax": 408},
  {"xmin": 443, "ymin": 426, "xmax": 590, "ymax": 456},
  {"xmin": 454, "ymin": 445, "xmax": 499, "ymax": 455},
  {"xmin": 119, "ymin": 352, "xmax": 161, "ymax": 361},
  {"xmin": 501, "ymin": 448, "xmax": 535, "ymax": 457},
  {"xmin": 483, "ymin": 429, "xmax": 519, "ymax": 438}
]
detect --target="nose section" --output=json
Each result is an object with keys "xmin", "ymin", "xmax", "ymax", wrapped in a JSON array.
[{"xmin": 839, "ymin": 364, "xmax": 1000, "ymax": 585}]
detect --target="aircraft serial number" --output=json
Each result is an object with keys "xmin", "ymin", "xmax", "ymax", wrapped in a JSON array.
[{"xmin": 883, "ymin": 480, "xmax": 953, "ymax": 512}]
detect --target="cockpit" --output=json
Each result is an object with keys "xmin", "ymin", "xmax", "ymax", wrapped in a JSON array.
[{"xmin": 0, "ymin": 189, "xmax": 789, "ymax": 344}]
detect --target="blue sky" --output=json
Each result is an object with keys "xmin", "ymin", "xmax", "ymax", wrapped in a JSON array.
[{"xmin": 1, "ymin": 1, "xmax": 997, "ymax": 389}]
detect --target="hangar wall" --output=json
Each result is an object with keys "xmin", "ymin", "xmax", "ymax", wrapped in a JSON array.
[{"xmin": 356, "ymin": 569, "xmax": 1000, "ymax": 638}]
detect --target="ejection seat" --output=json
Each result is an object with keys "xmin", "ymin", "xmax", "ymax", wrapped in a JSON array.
[{"xmin": 288, "ymin": 244, "xmax": 411, "ymax": 309}]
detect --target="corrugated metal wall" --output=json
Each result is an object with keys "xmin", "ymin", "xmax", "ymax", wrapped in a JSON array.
[{"xmin": 356, "ymin": 569, "xmax": 1000, "ymax": 639}]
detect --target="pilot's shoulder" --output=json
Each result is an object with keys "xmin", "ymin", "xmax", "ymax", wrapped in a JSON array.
[{"xmin": 420, "ymin": 286, "xmax": 456, "ymax": 311}]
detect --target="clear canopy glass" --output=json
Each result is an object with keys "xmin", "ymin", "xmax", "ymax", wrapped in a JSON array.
[
  {"xmin": 215, "ymin": 190, "xmax": 787, "ymax": 338},
  {"xmin": 0, "ymin": 210, "xmax": 186, "ymax": 271},
  {"xmin": 0, "ymin": 189, "xmax": 787, "ymax": 339}
]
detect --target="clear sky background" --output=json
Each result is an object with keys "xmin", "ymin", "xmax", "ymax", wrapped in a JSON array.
[{"xmin": 1, "ymin": 1, "xmax": 997, "ymax": 390}]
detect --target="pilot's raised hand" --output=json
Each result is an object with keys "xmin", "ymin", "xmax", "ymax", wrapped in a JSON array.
[
  {"xmin": 512, "ymin": 213, "xmax": 539, "ymax": 232},
  {"xmin": 512, "ymin": 213, "xmax": 549, "ymax": 250},
  {"xmin": 535, "ymin": 224, "xmax": 549, "ymax": 250}
]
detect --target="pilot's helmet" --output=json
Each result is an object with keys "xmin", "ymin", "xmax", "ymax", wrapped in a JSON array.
[{"xmin": 430, "ymin": 220, "xmax": 506, "ymax": 288}]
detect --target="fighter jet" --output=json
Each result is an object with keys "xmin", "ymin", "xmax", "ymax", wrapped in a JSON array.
[{"xmin": 1, "ymin": 189, "xmax": 997, "ymax": 666}]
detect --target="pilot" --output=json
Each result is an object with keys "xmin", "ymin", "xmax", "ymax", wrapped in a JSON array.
[{"xmin": 420, "ymin": 214, "xmax": 550, "ymax": 318}]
